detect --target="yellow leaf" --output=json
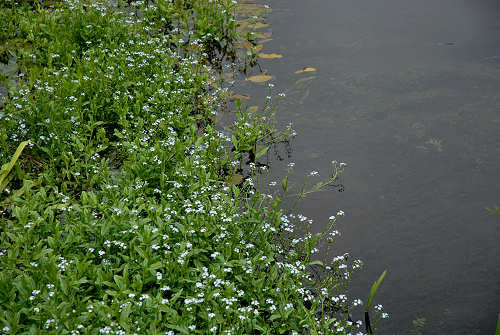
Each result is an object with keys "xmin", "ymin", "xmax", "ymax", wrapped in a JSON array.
[
  {"xmin": 254, "ymin": 31, "xmax": 272, "ymax": 39},
  {"xmin": 253, "ymin": 44, "xmax": 264, "ymax": 52},
  {"xmin": 294, "ymin": 67, "xmax": 317, "ymax": 74},
  {"xmin": 246, "ymin": 74, "xmax": 272, "ymax": 83},
  {"xmin": 258, "ymin": 38, "xmax": 273, "ymax": 44},
  {"xmin": 258, "ymin": 53, "xmax": 283, "ymax": 59},
  {"xmin": 229, "ymin": 94, "xmax": 250, "ymax": 101}
]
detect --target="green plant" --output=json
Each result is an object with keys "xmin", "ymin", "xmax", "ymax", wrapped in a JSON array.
[
  {"xmin": 0, "ymin": 141, "xmax": 28, "ymax": 195},
  {"xmin": 495, "ymin": 312, "xmax": 500, "ymax": 335},
  {"xmin": 410, "ymin": 317, "xmax": 426, "ymax": 335},
  {"xmin": 364, "ymin": 270, "xmax": 387, "ymax": 334},
  {"xmin": 0, "ymin": 1, "xmax": 386, "ymax": 334}
]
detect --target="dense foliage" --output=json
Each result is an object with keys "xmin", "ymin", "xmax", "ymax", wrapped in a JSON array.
[{"xmin": 0, "ymin": 1, "xmax": 384, "ymax": 334}]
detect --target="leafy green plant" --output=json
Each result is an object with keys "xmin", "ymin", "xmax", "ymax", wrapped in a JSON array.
[{"xmin": 0, "ymin": 1, "xmax": 387, "ymax": 334}]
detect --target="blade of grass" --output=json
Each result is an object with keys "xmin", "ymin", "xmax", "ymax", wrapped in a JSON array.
[
  {"xmin": 365, "ymin": 270, "xmax": 387, "ymax": 313},
  {"xmin": 365, "ymin": 270, "xmax": 387, "ymax": 334},
  {"xmin": 0, "ymin": 141, "xmax": 28, "ymax": 193}
]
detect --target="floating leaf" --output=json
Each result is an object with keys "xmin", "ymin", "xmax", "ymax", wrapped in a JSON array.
[
  {"xmin": 235, "ymin": 40, "xmax": 252, "ymax": 49},
  {"xmin": 246, "ymin": 74, "xmax": 272, "ymax": 83},
  {"xmin": 295, "ymin": 67, "xmax": 317, "ymax": 74},
  {"xmin": 248, "ymin": 22, "xmax": 270, "ymax": 29},
  {"xmin": 236, "ymin": 41, "xmax": 264, "ymax": 52},
  {"xmin": 254, "ymin": 31, "xmax": 272, "ymax": 39},
  {"xmin": 227, "ymin": 174, "xmax": 244, "ymax": 186},
  {"xmin": 229, "ymin": 94, "xmax": 250, "ymax": 101},
  {"xmin": 253, "ymin": 44, "xmax": 264, "ymax": 52},
  {"xmin": 258, "ymin": 53, "xmax": 283, "ymax": 59},
  {"xmin": 258, "ymin": 38, "xmax": 273, "ymax": 44}
]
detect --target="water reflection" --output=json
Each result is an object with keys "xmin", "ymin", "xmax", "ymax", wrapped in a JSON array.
[{"xmin": 233, "ymin": 0, "xmax": 500, "ymax": 333}]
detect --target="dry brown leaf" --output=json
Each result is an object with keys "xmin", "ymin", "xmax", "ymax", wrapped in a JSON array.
[
  {"xmin": 246, "ymin": 74, "xmax": 273, "ymax": 83},
  {"xmin": 253, "ymin": 44, "xmax": 264, "ymax": 52},
  {"xmin": 227, "ymin": 174, "xmax": 244, "ymax": 186},
  {"xmin": 229, "ymin": 94, "xmax": 251, "ymax": 101},
  {"xmin": 258, "ymin": 53, "xmax": 283, "ymax": 59},
  {"xmin": 258, "ymin": 38, "xmax": 273, "ymax": 44},
  {"xmin": 254, "ymin": 31, "xmax": 272, "ymax": 39},
  {"xmin": 295, "ymin": 67, "xmax": 317, "ymax": 74}
]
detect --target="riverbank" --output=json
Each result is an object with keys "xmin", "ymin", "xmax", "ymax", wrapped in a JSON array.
[{"xmin": 0, "ymin": 1, "xmax": 372, "ymax": 334}]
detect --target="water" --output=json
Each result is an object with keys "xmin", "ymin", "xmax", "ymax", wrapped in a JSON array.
[{"xmin": 233, "ymin": 0, "xmax": 500, "ymax": 333}]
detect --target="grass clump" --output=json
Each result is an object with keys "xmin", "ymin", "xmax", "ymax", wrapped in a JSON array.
[{"xmin": 0, "ymin": 0, "xmax": 385, "ymax": 334}]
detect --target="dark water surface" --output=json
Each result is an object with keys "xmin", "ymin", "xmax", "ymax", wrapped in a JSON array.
[{"xmin": 235, "ymin": 0, "xmax": 500, "ymax": 334}]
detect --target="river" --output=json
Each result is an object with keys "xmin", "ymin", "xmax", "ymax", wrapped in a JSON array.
[{"xmin": 233, "ymin": 0, "xmax": 500, "ymax": 334}]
